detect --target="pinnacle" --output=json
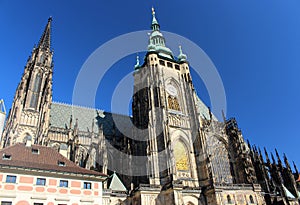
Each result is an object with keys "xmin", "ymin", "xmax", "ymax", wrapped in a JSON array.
[{"xmin": 38, "ymin": 17, "xmax": 52, "ymax": 50}]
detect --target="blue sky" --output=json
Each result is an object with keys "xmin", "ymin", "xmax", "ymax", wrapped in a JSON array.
[{"xmin": 0, "ymin": 1, "xmax": 299, "ymax": 167}]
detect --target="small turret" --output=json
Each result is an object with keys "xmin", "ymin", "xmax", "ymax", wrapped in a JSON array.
[
  {"xmin": 275, "ymin": 149, "xmax": 282, "ymax": 166},
  {"xmin": 134, "ymin": 55, "xmax": 140, "ymax": 70},
  {"xmin": 178, "ymin": 45, "xmax": 187, "ymax": 62},
  {"xmin": 264, "ymin": 147, "xmax": 271, "ymax": 165},
  {"xmin": 283, "ymin": 153, "xmax": 291, "ymax": 171},
  {"xmin": 271, "ymin": 153, "xmax": 276, "ymax": 165},
  {"xmin": 293, "ymin": 161, "xmax": 299, "ymax": 175}
]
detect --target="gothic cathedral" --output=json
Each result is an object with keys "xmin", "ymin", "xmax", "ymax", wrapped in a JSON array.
[{"xmin": 1, "ymin": 9, "xmax": 299, "ymax": 205}]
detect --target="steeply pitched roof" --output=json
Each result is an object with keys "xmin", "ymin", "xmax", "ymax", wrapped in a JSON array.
[
  {"xmin": 0, "ymin": 143, "xmax": 106, "ymax": 177},
  {"xmin": 50, "ymin": 102, "xmax": 131, "ymax": 137}
]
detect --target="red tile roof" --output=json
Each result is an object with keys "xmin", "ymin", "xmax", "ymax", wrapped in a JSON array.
[{"xmin": 0, "ymin": 143, "xmax": 106, "ymax": 177}]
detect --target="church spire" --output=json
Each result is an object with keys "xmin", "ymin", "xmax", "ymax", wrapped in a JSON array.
[
  {"xmin": 1, "ymin": 17, "xmax": 54, "ymax": 147},
  {"xmin": 37, "ymin": 17, "xmax": 52, "ymax": 50},
  {"xmin": 147, "ymin": 7, "xmax": 174, "ymax": 59},
  {"xmin": 151, "ymin": 7, "xmax": 160, "ymax": 31}
]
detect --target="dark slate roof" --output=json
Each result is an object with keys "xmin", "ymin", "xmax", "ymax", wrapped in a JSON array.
[
  {"xmin": 0, "ymin": 143, "xmax": 106, "ymax": 177},
  {"xmin": 50, "ymin": 102, "xmax": 132, "ymax": 137}
]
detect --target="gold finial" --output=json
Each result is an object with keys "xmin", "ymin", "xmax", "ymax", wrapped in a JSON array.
[{"xmin": 152, "ymin": 7, "xmax": 155, "ymax": 15}]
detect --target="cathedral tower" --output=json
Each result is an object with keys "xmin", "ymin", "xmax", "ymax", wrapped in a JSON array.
[
  {"xmin": 1, "ymin": 18, "xmax": 53, "ymax": 147},
  {"xmin": 131, "ymin": 8, "xmax": 207, "ymax": 190}
]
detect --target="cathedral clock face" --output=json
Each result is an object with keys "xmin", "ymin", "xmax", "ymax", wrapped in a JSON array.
[{"xmin": 166, "ymin": 84, "xmax": 178, "ymax": 96}]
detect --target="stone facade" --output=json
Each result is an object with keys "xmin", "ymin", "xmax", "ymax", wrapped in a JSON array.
[{"xmin": 1, "ymin": 8, "xmax": 299, "ymax": 205}]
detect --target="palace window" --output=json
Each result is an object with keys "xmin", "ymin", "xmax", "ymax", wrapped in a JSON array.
[
  {"xmin": 5, "ymin": 175, "xmax": 16, "ymax": 183},
  {"xmin": 36, "ymin": 178, "xmax": 46, "ymax": 186},
  {"xmin": 175, "ymin": 64, "xmax": 180, "ymax": 70},
  {"xmin": 59, "ymin": 180, "xmax": 68, "ymax": 187},
  {"xmin": 83, "ymin": 182, "xmax": 92, "ymax": 189},
  {"xmin": 1, "ymin": 202, "xmax": 12, "ymax": 205}
]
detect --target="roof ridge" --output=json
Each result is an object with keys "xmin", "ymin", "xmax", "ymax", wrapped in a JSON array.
[
  {"xmin": 52, "ymin": 101, "xmax": 131, "ymax": 118},
  {"xmin": 52, "ymin": 101, "xmax": 105, "ymax": 112}
]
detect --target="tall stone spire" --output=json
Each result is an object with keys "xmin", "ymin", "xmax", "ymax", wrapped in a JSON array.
[
  {"xmin": 1, "ymin": 17, "xmax": 54, "ymax": 147},
  {"xmin": 38, "ymin": 17, "xmax": 52, "ymax": 50}
]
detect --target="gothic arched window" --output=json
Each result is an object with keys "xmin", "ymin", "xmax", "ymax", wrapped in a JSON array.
[
  {"xmin": 30, "ymin": 74, "xmax": 42, "ymax": 109},
  {"xmin": 250, "ymin": 195, "xmax": 254, "ymax": 203},
  {"xmin": 23, "ymin": 135, "xmax": 32, "ymax": 144},
  {"xmin": 39, "ymin": 54, "xmax": 45, "ymax": 64},
  {"xmin": 168, "ymin": 95, "xmax": 180, "ymax": 111},
  {"xmin": 227, "ymin": 195, "xmax": 233, "ymax": 204}
]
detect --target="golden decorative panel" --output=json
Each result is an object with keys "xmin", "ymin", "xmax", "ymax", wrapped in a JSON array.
[
  {"xmin": 168, "ymin": 96, "xmax": 180, "ymax": 111},
  {"xmin": 174, "ymin": 141, "xmax": 189, "ymax": 171}
]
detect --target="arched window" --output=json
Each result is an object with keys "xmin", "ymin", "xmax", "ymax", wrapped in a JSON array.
[
  {"xmin": 168, "ymin": 95, "xmax": 180, "ymax": 111},
  {"xmin": 39, "ymin": 54, "xmax": 45, "ymax": 64},
  {"xmin": 33, "ymin": 74, "xmax": 42, "ymax": 93},
  {"xmin": 23, "ymin": 135, "xmax": 32, "ymax": 144},
  {"xmin": 30, "ymin": 74, "xmax": 42, "ymax": 109},
  {"xmin": 174, "ymin": 141, "xmax": 189, "ymax": 171},
  {"xmin": 250, "ymin": 195, "xmax": 254, "ymax": 203},
  {"xmin": 227, "ymin": 195, "xmax": 232, "ymax": 204}
]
